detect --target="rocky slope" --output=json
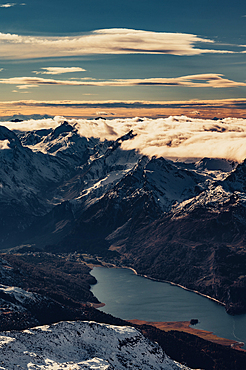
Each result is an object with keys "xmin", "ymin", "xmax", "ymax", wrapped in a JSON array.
[{"xmin": 0, "ymin": 253, "xmax": 104, "ymax": 331}]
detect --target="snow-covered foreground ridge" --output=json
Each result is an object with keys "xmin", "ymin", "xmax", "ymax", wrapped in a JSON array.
[{"xmin": 0, "ymin": 321, "xmax": 194, "ymax": 370}]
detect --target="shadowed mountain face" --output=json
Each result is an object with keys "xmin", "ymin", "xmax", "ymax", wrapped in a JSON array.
[{"xmin": 1, "ymin": 121, "xmax": 246, "ymax": 313}]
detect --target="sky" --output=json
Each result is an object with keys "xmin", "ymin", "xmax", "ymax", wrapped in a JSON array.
[{"xmin": 0, "ymin": 0, "xmax": 246, "ymax": 118}]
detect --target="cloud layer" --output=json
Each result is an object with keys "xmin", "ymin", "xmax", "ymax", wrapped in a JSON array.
[
  {"xmin": 0, "ymin": 28, "xmax": 236, "ymax": 59},
  {"xmin": 2, "ymin": 115, "xmax": 246, "ymax": 162},
  {"xmin": 118, "ymin": 117, "xmax": 246, "ymax": 162},
  {"xmin": 1, "ymin": 97, "xmax": 246, "ymax": 110},
  {"xmin": 1, "ymin": 73, "xmax": 245, "ymax": 90}
]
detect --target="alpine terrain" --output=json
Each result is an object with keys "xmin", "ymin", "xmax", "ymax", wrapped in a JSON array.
[
  {"xmin": 1, "ymin": 116, "xmax": 246, "ymax": 370},
  {"xmin": 0, "ymin": 117, "xmax": 246, "ymax": 315}
]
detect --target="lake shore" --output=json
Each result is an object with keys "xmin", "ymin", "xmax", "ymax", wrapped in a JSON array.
[
  {"xmin": 128, "ymin": 319, "xmax": 245, "ymax": 351},
  {"xmin": 89, "ymin": 261, "xmax": 226, "ymax": 308},
  {"xmin": 89, "ymin": 264, "xmax": 246, "ymax": 352}
]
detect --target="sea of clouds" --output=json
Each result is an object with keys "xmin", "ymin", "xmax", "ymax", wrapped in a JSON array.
[{"xmin": 2, "ymin": 115, "xmax": 246, "ymax": 162}]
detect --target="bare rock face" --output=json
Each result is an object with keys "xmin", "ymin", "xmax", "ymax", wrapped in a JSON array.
[{"xmin": 0, "ymin": 321, "xmax": 192, "ymax": 370}]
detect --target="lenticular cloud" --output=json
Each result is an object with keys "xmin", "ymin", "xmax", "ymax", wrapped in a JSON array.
[
  {"xmin": 3, "ymin": 115, "xmax": 246, "ymax": 162},
  {"xmin": 0, "ymin": 29, "xmax": 234, "ymax": 59}
]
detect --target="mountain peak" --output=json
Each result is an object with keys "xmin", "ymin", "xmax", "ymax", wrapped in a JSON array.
[
  {"xmin": 0, "ymin": 125, "xmax": 20, "ymax": 145},
  {"xmin": 50, "ymin": 121, "xmax": 76, "ymax": 139}
]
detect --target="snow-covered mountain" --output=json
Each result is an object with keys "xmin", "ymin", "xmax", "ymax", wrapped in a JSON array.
[
  {"xmin": 0, "ymin": 119, "xmax": 236, "ymax": 249},
  {"xmin": 0, "ymin": 119, "xmax": 202, "ymax": 248},
  {"xmin": 0, "ymin": 320, "xmax": 192, "ymax": 369}
]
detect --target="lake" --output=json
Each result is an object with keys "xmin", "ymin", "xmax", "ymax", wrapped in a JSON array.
[{"xmin": 90, "ymin": 266, "xmax": 246, "ymax": 348}]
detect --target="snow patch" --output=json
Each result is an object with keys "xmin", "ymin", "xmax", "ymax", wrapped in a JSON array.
[
  {"xmin": 0, "ymin": 285, "xmax": 39, "ymax": 305},
  {"xmin": 0, "ymin": 139, "xmax": 10, "ymax": 150}
]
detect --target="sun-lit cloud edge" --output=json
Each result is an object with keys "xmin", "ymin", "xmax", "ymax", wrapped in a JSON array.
[
  {"xmin": 0, "ymin": 28, "xmax": 238, "ymax": 59},
  {"xmin": 0, "ymin": 73, "xmax": 246, "ymax": 89}
]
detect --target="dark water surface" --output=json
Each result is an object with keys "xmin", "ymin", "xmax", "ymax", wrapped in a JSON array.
[{"xmin": 90, "ymin": 266, "xmax": 246, "ymax": 348}]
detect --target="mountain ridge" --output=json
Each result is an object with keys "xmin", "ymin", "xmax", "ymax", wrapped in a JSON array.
[{"xmin": 0, "ymin": 320, "xmax": 192, "ymax": 370}]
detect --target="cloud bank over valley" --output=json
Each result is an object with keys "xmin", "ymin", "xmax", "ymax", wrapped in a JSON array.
[{"xmin": 3, "ymin": 115, "xmax": 246, "ymax": 162}]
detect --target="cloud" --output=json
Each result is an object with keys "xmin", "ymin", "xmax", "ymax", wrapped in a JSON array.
[
  {"xmin": 0, "ymin": 73, "xmax": 245, "ymax": 89},
  {"xmin": 0, "ymin": 2, "xmax": 25, "ymax": 7},
  {"xmin": 12, "ymin": 90, "xmax": 31, "ymax": 93},
  {"xmin": 1, "ymin": 116, "xmax": 60, "ymax": 131},
  {"xmin": 0, "ymin": 28, "xmax": 236, "ymax": 59},
  {"xmin": 118, "ymin": 117, "xmax": 246, "ymax": 162},
  {"xmin": 0, "ymin": 3, "xmax": 16, "ymax": 7},
  {"xmin": 2, "ymin": 114, "xmax": 246, "ymax": 162},
  {"xmin": 96, "ymin": 111, "xmax": 115, "ymax": 116},
  {"xmin": 33, "ymin": 67, "xmax": 86, "ymax": 75}
]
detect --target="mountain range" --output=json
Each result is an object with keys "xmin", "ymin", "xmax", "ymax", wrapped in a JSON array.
[{"xmin": 0, "ymin": 119, "xmax": 246, "ymax": 314}]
